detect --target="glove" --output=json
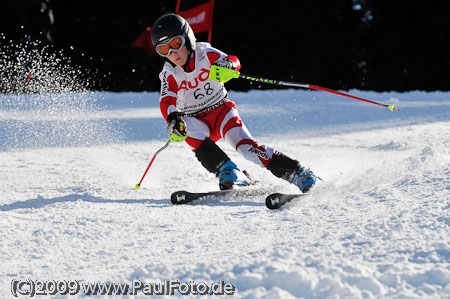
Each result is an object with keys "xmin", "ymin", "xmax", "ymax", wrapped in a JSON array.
[
  {"xmin": 213, "ymin": 58, "xmax": 237, "ymax": 70},
  {"xmin": 167, "ymin": 112, "xmax": 190, "ymax": 142}
]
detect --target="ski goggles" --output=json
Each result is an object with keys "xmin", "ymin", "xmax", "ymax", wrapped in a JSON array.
[{"xmin": 155, "ymin": 35, "xmax": 185, "ymax": 57}]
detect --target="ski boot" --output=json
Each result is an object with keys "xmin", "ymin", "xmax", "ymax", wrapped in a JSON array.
[
  {"xmin": 290, "ymin": 166, "xmax": 318, "ymax": 193},
  {"xmin": 216, "ymin": 160, "xmax": 253, "ymax": 190}
]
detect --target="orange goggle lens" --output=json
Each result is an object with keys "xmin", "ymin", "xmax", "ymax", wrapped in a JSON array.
[{"xmin": 156, "ymin": 36, "xmax": 185, "ymax": 57}]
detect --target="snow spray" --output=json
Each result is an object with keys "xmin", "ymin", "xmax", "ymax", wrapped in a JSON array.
[{"xmin": 0, "ymin": 34, "xmax": 123, "ymax": 150}]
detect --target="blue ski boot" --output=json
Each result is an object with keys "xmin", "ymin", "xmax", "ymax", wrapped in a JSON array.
[
  {"xmin": 216, "ymin": 160, "xmax": 253, "ymax": 190},
  {"xmin": 290, "ymin": 167, "xmax": 318, "ymax": 193}
]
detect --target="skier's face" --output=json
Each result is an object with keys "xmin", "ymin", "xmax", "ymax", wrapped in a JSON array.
[{"xmin": 168, "ymin": 45, "xmax": 188, "ymax": 67}]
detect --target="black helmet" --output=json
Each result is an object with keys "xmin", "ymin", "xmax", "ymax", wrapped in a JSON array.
[{"xmin": 151, "ymin": 14, "xmax": 196, "ymax": 52}]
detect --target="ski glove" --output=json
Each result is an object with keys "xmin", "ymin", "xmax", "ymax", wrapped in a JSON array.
[
  {"xmin": 213, "ymin": 58, "xmax": 237, "ymax": 70},
  {"xmin": 167, "ymin": 112, "xmax": 190, "ymax": 142}
]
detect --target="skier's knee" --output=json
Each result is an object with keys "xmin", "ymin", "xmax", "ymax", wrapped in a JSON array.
[
  {"xmin": 195, "ymin": 138, "xmax": 230, "ymax": 173},
  {"xmin": 267, "ymin": 152, "xmax": 301, "ymax": 180}
]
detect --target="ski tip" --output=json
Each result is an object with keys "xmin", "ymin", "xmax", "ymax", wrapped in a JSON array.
[
  {"xmin": 265, "ymin": 193, "xmax": 308, "ymax": 209},
  {"xmin": 134, "ymin": 184, "xmax": 141, "ymax": 190},
  {"xmin": 265, "ymin": 193, "xmax": 283, "ymax": 210},
  {"xmin": 171, "ymin": 191, "xmax": 189, "ymax": 205}
]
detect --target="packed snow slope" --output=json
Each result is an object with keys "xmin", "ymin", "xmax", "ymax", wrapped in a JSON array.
[{"xmin": 1, "ymin": 89, "xmax": 449, "ymax": 298}]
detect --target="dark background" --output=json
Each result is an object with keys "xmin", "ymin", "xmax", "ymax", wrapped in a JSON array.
[{"xmin": 1, "ymin": 0, "xmax": 449, "ymax": 92}]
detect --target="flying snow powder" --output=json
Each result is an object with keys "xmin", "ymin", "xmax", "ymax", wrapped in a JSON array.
[{"xmin": 0, "ymin": 35, "xmax": 124, "ymax": 149}]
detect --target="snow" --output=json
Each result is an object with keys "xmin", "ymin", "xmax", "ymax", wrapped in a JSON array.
[{"xmin": 1, "ymin": 88, "xmax": 449, "ymax": 298}]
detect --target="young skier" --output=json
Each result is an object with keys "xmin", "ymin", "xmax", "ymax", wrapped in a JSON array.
[{"xmin": 151, "ymin": 13, "xmax": 318, "ymax": 191}]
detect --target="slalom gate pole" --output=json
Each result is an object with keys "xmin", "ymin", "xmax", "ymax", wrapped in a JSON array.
[
  {"xmin": 209, "ymin": 65, "xmax": 399, "ymax": 111},
  {"xmin": 135, "ymin": 139, "xmax": 171, "ymax": 190}
]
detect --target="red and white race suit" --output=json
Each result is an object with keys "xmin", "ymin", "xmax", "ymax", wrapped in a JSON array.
[{"xmin": 158, "ymin": 42, "xmax": 275, "ymax": 167}]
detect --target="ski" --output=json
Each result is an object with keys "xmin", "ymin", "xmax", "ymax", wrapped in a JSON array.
[
  {"xmin": 171, "ymin": 185, "xmax": 264, "ymax": 205},
  {"xmin": 171, "ymin": 187, "xmax": 308, "ymax": 208},
  {"xmin": 171, "ymin": 190, "xmax": 232, "ymax": 204},
  {"xmin": 265, "ymin": 193, "xmax": 308, "ymax": 209}
]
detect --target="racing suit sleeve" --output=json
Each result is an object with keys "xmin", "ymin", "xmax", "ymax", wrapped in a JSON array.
[{"xmin": 158, "ymin": 70, "xmax": 178, "ymax": 121}]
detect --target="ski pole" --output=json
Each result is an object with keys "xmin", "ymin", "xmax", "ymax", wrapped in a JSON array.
[
  {"xmin": 209, "ymin": 65, "xmax": 399, "ymax": 111},
  {"xmin": 135, "ymin": 139, "xmax": 171, "ymax": 190}
]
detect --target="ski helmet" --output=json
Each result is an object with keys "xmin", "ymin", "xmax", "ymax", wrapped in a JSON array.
[{"xmin": 151, "ymin": 14, "xmax": 196, "ymax": 53}]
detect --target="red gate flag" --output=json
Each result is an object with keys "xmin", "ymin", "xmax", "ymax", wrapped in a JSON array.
[{"xmin": 175, "ymin": 0, "xmax": 215, "ymax": 43}]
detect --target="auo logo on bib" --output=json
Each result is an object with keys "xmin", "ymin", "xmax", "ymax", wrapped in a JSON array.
[{"xmin": 177, "ymin": 68, "xmax": 210, "ymax": 92}]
